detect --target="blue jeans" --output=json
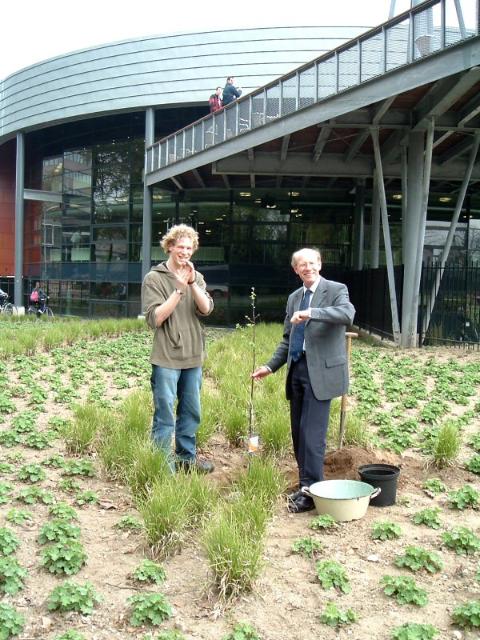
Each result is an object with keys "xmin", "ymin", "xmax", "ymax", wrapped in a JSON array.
[{"xmin": 150, "ymin": 365, "xmax": 202, "ymax": 463}]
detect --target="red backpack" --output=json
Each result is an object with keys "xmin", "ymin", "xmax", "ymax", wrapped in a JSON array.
[{"xmin": 30, "ymin": 290, "xmax": 39, "ymax": 303}]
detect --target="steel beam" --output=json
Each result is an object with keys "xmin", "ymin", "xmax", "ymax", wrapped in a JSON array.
[
  {"xmin": 352, "ymin": 179, "xmax": 365, "ymax": 270},
  {"xmin": 370, "ymin": 127, "xmax": 401, "ymax": 344},
  {"xmin": 370, "ymin": 171, "xmax": 380, "ymax": 268},
  {"xmin": 14, "ymin": 133, "xmax": 25, "ymax": 309},
  {"xmin": 142, "ymin": 108, "xmax": 155, "ymax": 280}
]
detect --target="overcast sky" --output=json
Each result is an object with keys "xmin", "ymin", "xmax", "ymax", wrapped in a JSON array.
[{"xmin": 1, "ymin": 0, "xmax": 412, "ymax": 80}]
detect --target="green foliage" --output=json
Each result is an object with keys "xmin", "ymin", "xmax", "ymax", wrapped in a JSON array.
[
  {"xmin": 16, "ymin": 486, "xmax": 55, "ymax": 505},
  {"xmin": 391, "ymin": 623, "xmax": 439, "ymax": 640},
  {"xmin": 451, "ymin": 600, "xmax": 480, "ymax": 628},
  {"xmin": 16, "ymin": 463, "xmax": 46, "ymax": 483},
  {"xmin": 315, "ymin": 560, "xmax": 350, "ymax": 593},
  {"xmin": 431, "ymin": 421, "xmax": 460, "ymax": 467},
  {"xmin": 371, "ymin": 521, "xmax": 402, "ymax": 540},
  {"xmin": 74, "ymin": 490, "xmax": 98, "ymax": 506},
  {"xmin": 448, "ymin": 484, "xmax": 480, "ymax": 510},
  {"xmin": 394, "ymin": 546, "xmax": 443, "ymax": 573},
  {"xmin": 43, "ymin": 454, "xmax": 66, "ymax": 468},
  {"xmin": 128, "ymin": 592, "xmax": 173, "ymax": 627},
  {"xmin": 0, "ymin": 602, "xmax": 25, "ymax": 639},
  {"xmin": 61, "ymin": 459, "xmax": 95, "ymax": 477},
  {"xmin": 221, "ymin": 622, "xmax": 261, "ymax": 640},
  {"xmin": 48, "ymin": 502, "xmax": 78, "ymax": 521},
  {"xmin": 5, "ymin": 509, "xmax": 32, "ymax": 525},
  {"xmin": 115, "ymin": 515, "xmax": 143, "ymax": 531},
  {"xmin": 423, "ymin": 478, "xmax": 447, "ymax": 495},
  {"xmin": 0, "ymin": 528, "xmax": 20, "ymax": 556},
  {"xmin": 442, "ymin": 526, "xmax": 480, "ymax": 555},
  {"xmin": 24, "ymin": 430, "xmax": 55, "ymax": 450},
  {"xmin": 142, "ymin": 631, "xmax": 186, "ymax": 640},
  {"xmin": 54, "ymin": 631, "xmax": 87, "ymax": 640},
  {"xmin": 466, "ymin": 454, "xmax": 480, "ymax": 474},
  {"xmin": 38, "ymin": 520, "xmax": 81, "ymax": 545},
  {"xmin": 411, "ymin": 507, "xmax": 442, "ymax": 529},
  {"xmin": 291, "ymin": 536, "xmax": 323, "ymax": 559},
  {"xmin": 381, "ymin": 575, "xmax": 428, "ymax": 606},
  {"xmin": 319, "ymin": 602, "xmax": 357, "ymax": 627},
  {"xmin": 132, "ymin": 559, "xmax": 166, "ymax": 585},
  {"xmin": 47, "ymin": 580, "xmax": 101, "ymax": 615},
  {"xmin": 41, "ymin": 541, "xmax": 87, "ymax": 575},
  {"xmin": 0, "ymin": 556, "xmax": 27, "ymax": 594},
  {"xmin": 309, "ymin": 514, "xmax": 338, "ymax": 531}
]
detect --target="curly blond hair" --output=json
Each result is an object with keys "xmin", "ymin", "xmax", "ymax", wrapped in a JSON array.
[{"xmin": 160, "ymin": 224, "xmax": 199, "ymax": 253}]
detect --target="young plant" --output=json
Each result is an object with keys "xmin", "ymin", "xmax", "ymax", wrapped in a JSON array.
[
  {"xmin": 466, "ymin": 454, "xmax": 480, "ymax": 474},
  {"xmin": 132, "ymin": 559, "xmax": 166, "ymax": 585},
  {"xmin": 291, "ymin": 536, "xmax": 323, "ymax": 559},
  {"xmin": 61, "ymin": 459, "xmax": 95, "ymax": 477},
  {"xmin": 49, "ymin": 502, "xmax": 78, "ymax": 521},
  {"xmin": 319, "ymin": 602, "xmax": 357, "ymax": 627},
  {"xmin": 6, "ymin": 509, "xmax": 33, "ymax": 525},
  {"xmin": 431, "ymin": 421, "xmax": 460, "ymax": 468},
  {"xmin": 115, "ymin": 515, "xmax": 143, "ymax": 531},
  {"xmin": 381, "ymin": 575, "xmax": 428, "ymax": 607},
  {"xmin": 422, "ymin": 478, "xmax": 447, "ymax": 495},
  {"xmin": 0, "ymin": 602, "xmax": 24, "ymax": 638},
  {"xmin": 451, "ymin": 600, "xmax": 480, "ymax": 629},
  {"xmin": 448, "ymin": 485, "xmax": 480, "ymax": 510},
  {"xmin": 74, "ymin": 490, "xmax": 98, "ymax": 506},
  {"xmin": 309, "ymin": 514, "xmax": 338, "ymax": 531},
  {"xmin": 41, "ymin": 541, "xmax": 87, "ymax": 575},
  {"xmin": 16, "ymin": 486, "xmax": 55, "ymax": 505},
  {"xmin": 442, "ymin": 527, "xmax": 480, "ymax": 556},
  {"xmin": 411, "ymin": 507, "xmax": 442, "ymax": 529},
  {"xmin": 38, "ymin": 520, "xmax": 81, "ymax": 545},
  {"xmin": 0, "ymin": 528, "xmax": 20, "ymax": 556},
  {"xmin": 47, "ymin": 580, "xmax": 101, "ymax": 615},
  {"xmin": 315, "ymin": 560, "xmax": 350, "ymax": 593},
  {"xmin": 391, "ymin": 623, "xmax": 438, "ymax": 640},
  {"xmin": 144, "ymin": 631, "xmax": 186, "ymax": 640},
  {"xmin": 394, "ymin": 546, "xmax": 443, "ymax": 573},
  {"xmin": 16, "ymin": 463, "xmax": 46, "ymax": 483},
  {"xmin": 54, "ymin": 631, "xmax": 87, "ymax": 640},
  {"xmin": 0, "ymin": 556, "xmax": 27, "ymax": 594},
  {"xmin": 371, "ymin": 521, "xmax": 402, "ymax": 540},
  {"xmin": 222, "ymin": 622, "xmax": 261, "ymax": 640},
  {"xmin": 128, "ymin": 592, "xmax": 173, "ymax": 626}
]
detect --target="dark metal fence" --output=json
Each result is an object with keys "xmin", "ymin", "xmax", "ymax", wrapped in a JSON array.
[{"xmin": 420, "ymin": 263, "xmax": 480, "ymax": 348}]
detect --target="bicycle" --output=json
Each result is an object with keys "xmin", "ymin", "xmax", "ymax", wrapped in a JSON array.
[
  {"xmin": 0, "ymin": 295, "xmax": 17, "ymax": 316},
  {"xmin": 27, "ymin": 297, "xmax": 54, "ymax": 318}
]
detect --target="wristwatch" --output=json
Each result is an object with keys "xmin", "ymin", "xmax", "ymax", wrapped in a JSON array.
[{"xmin": 175, "ymin": 288, "xmax": 184, "ymax": 296}]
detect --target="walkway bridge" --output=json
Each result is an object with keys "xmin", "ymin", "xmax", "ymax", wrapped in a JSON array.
[{"xmin": 144, "ymin": 0, "xmax": 480, "ymax": 347}]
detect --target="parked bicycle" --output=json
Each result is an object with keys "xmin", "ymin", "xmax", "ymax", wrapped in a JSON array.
[
  {"xmin": 0, "ymin": 294, "xmax": 17, "ymax": 316},
  {"xmin": 27, "ymin": 296, "xmax": 54, "ymax": 318}
]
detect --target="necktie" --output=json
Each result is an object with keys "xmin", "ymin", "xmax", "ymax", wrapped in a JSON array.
[{"xmin": 289, "ymin": 289, "xmax": 312, "ymax": 362}]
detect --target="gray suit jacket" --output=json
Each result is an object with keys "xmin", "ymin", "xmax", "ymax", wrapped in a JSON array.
[{"xmin": 266, "ymin": 276, "xmax": 355, "ymax": 401}]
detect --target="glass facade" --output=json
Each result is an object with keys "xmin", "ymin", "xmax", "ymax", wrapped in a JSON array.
[{"xmin": 20, "ymin": 111, "xmax": 480, "ymax": 324}]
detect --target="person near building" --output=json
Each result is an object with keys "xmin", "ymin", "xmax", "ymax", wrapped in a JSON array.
[
  {"xmin": 209, "ymin": 87, "xmax": 223, "ymax": 113},
  {"xmin": 141, "ymin": 224, "xmax": 214, "ymax": 473},
  {"xmin": 222, "ymin": 76, "xmax": 242, "ymax": 106},
  {"xmin": 252, "ymin": 247, "xmax": 355, "ymax": 512},
  {"xmin": 30, "ymin": 282, "xmax": 47, "ymax": 315}
]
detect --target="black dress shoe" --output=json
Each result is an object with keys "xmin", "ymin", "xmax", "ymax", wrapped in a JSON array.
[{"xmin": 287, "ymin": 494, "xmax": 315, "ymax": 513}]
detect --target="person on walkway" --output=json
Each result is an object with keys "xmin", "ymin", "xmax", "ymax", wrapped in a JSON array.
[
  {"xmin": 209, "ymin": 87, "xmax": 223, "ymax": 113},
  {"xmin": 142, "ymin": 224, "xmax": 214, "ymax": 473},
  {"xmin": 252, "ymin": 248, "xmax": 355, "ymax": 512},
  {"xmin": 222, "ymin": 76, "xmax": 242, "ymax": 106}
]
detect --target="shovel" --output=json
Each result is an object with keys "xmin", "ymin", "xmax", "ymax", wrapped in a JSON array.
[{"xmin": 338, "ymin": 331, "xmax": 358, "ymax": 449}]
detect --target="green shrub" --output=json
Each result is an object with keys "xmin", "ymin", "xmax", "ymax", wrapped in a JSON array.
[
  {"xmin": 291, "ymin": 537, "xmax": 323, "ymax": 559},
  {"xmin": 132, "ymin": 559, "xmax": 166, "ymax": 585},
  {"xmin": 442, "ymin": 527, "xmax": 480, "ymax": 555},
  {"xmin": 47, "ymin": 580, "xmax": 101, "ymax": 615},
  {"xmin": 128, "ymin": 592, "xmax": 173, "ymax": 626},
  {"xmin": 319, "ymin": 602, "xmax": 357, "ymax": 627},
  {"xmin": 448, "ymin": 485, "xmax": 479, "ymax": 510},
  {"xmin": 315, "ymin": 560, "xmax": 350, "ymax": 593},
  {"xmin": 391, "ymin": 623, "xmax": 438, "ymax": 640},
  {"xmin": 451, "ymin": 600, "xmax": 480, "ymax": 628},
  {"xmin": 394, "ymin": 546, "xmax": 443, "ymax": 573},
  {"xmin": 0, "ymin": 557, "xmax": 27, "ymax": 594},
  {"xmin": 381, "ymin": 575, "xmax": 428, "ymax": 607},
  {"xmin": 222, "ymin": 622, "xmax": 261, "ymax": 640},
  {"xmin": 411, "ymin": 507, "xmax": 441, "ymax": 529},
  {"xmin": 0, "ymin": 602, "xmax": 24, "ymax": 638},
  {"xmin": 371, "ymin": 521, "xmax": 402, "ymax": 540},
  {"xmin": 0, "ymin": 528, "xmax": 20, "ymax": 556},
  {"xmin": 41, "ymin": 541, "xmax": 87, "ymax": 575}
]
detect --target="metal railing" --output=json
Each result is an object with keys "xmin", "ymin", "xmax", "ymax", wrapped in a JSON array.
[{"xmin": 145, "ymin": 0, "xmax": 479, "ymax": 176}]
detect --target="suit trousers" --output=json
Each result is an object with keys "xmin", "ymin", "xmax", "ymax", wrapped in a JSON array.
[{"xmin": 289, "ymin": 355, "xmax": 331, "ymax": 487}]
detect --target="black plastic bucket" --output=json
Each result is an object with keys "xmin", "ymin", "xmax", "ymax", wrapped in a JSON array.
[{"xmin": 358, "ymin": 464, "xmax": 400, "ymax": 507}]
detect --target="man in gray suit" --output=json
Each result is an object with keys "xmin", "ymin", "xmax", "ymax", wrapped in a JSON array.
[{"xmin": 252, "ymin": 248, "xmax": 355, "ymax": 512}]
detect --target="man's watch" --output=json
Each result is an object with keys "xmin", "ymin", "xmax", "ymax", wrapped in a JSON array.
[{"xmin": 175, "ymin": 288, "xmax": 184, "ymax": 296}]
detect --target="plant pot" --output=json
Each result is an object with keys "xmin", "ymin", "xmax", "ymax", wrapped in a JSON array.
[
  {"xmin": 302, "ymin": 480, "xmax": 381, "ymax": 521},
  {"xmin": 358, "ymin": 464, "xmax": 400, "ymax": 507}
]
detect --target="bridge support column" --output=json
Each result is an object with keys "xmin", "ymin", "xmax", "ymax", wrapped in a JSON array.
[
  {"xmin": 142, "ymin": 108, "xmax": 155, "ymax": 282},
  {"xmin": 14, "ymin": 133, "xmax": 25, "ymax": 310}
]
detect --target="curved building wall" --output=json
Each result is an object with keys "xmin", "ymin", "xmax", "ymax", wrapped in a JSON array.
[{"xmin": 0, "ymin": 26, "xmax": 367, "ymax": 143}]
